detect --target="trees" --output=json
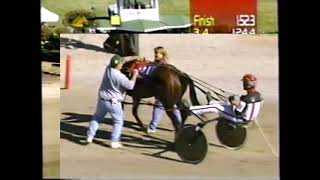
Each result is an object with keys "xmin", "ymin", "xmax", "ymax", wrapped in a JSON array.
[
  {"xmin": 41, "ymin": 26, "xmax": 70, "ymax": 62},
  {"xmin": 63, "ymin": 9, "xmax": 96, "ymax": 33}
]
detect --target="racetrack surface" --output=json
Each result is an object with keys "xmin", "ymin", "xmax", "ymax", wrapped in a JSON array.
[
  {"xmin": 60, "ymin": 34, "xmax": 279, "ymax": 179},
  {"xmin": 42, "ymin": 73, "xmax": 60, "ymax": 178}
]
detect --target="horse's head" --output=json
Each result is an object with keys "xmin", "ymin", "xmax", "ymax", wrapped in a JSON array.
[{"xmin": 120, "ymin": 57, "xmax": 151, "ymax": 78}]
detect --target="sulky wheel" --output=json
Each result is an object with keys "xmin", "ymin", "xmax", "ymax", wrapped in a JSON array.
[
  {"xmin": 175, "ymin": 124, "xmax": 208, "ymax": 164},
  {"xmin": 216, "ymin": 118, "xmax": 247, "ymax": 150}
]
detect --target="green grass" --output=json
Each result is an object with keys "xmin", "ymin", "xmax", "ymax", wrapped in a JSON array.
[
  {"xmin": 42, "ymin": 0, "xmax": 115, "ymax": 27},
  {"xmin": 42, "ymin": 0, "xmax": 116, "ymax": 17},
  {"xmin": 258, "ymin": 0, "xmax": 278, "ymax": 33},
  {"xmin": 42, "ymin": 0, "xmax": 189, "ymax": 27},
  {"xmin": 158, "ymin": 0, "xmax": 190, "ymax": 16},
  {"xmin": 42, "ymin": 0, "xmax": 189, "ymax": 16},
  {"xmin": 42, "ymin": 0, "xmax": 277, "ymax": 33}
]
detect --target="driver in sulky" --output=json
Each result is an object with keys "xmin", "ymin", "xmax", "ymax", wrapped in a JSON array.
[{"xmin": 186, "ymin": 74, "xmax": 264, "ymax": 123}]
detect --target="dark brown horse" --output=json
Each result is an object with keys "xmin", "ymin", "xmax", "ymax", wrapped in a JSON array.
[{"xmin": 121, "ymin": 58, "xmax": 200, "ymax": 133}]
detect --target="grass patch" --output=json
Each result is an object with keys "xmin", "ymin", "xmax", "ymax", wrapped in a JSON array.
[
  {"xmin": 257, "ymin": 0, "xmax": 278, "ymax": 33},
  {"xmin": 42, "ymin": 0, "xmax": 277, "ymax": 33},
  {"xmin": 42, "ymin": 0, "xmax": 189, "ymax": 28}
]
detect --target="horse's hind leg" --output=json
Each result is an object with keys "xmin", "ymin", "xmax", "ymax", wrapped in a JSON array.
[
  {"xmin": 176, "ymin": 99, "xmax": 189, "ymax": 126},
  {"xmin": 176, "ymin": 77, "xmax": 190, "ymax": 126},
  {"xmin": 165, "ymin": 109, "xmax": 182, "ymax": 139},
  {"xmin": 132, "ymin": 98, "xmax": 144, "ymax": 130}
]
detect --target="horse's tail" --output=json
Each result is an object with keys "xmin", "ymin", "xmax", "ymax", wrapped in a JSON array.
[{"xmin": 186, "ymin": 74, "xmax": 200, "ymax": 106}]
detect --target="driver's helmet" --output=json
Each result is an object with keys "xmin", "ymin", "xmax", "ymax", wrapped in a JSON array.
[{"xmin": 241, "ymin": 74, "xmax": 257, "ymax": 89}]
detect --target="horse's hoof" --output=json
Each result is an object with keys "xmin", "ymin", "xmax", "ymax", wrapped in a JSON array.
[{"xmin": 133, "ymin": 123, "xmax": 145, "ymax": 131}]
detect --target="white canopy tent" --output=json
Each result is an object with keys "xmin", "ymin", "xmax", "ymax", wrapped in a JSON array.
[{"xmin": 41, "ymin": 7, "xmax": 59, "ymax": 22}]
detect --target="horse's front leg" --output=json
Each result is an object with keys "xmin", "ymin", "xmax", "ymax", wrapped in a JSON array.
[{"xmin": 132, "ymin": 98, "xmax": 145, "ymax": 130}]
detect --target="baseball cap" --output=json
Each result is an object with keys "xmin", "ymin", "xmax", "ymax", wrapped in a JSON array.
[{"xmin": 110, "ymin": 54, "xmax": 125, "ymax": 68}]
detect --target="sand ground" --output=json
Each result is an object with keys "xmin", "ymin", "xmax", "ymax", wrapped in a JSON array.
[{"xmin": 42, "ymin": 73, "xmax": 60, "ymax": 178}]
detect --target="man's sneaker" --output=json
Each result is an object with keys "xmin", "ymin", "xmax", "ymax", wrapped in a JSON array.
[
  {"xmin": 86, "ymin": 136, "xmax": 93, "ymax": 144},
  {"xmin": 206, "ymin": 91, "xmax": 214, "ymax": 104},
  {"xmin": 147, "ymin": 127, "xmax": 156, "ymax": 134},
  {"xmin": 110, "ymin": 141, "xmax": 123, "ymax": 149}
]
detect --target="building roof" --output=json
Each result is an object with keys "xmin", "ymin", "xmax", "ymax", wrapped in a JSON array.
[{"xmin": 93, "ymin": 15, "xmax": 191, "ymax": 32}]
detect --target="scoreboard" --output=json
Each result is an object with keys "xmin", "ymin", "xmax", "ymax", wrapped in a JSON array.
[{"xmin": 191, "ymin": 0, "xmax": 257, "ymax": 34}]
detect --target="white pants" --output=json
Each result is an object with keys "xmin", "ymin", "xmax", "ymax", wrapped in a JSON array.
[{"xmin": 190, "ymin": 101, "xmax": 244, "ymax": 123}]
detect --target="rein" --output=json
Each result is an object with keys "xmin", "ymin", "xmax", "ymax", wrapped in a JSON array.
[
  {"xmin": 152, "ymin": 64, "xmax": 234, "ymax": 100},
  {"xmin": 121, "ymin": 98, "xmax": 247, "ymax": 123}
]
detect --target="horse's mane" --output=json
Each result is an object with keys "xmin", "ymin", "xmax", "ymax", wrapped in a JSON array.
[{"xmin": 156, "ymin": 63, "xmax": 188, "ymax": 78}]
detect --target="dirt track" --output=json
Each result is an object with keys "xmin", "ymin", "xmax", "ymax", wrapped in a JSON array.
[
  {"xmin": 42, "ymin": 73, "xmax": 60, "ymax": 178},
  {"xmin": 59, "ymin": 34, "xmax": 279, "ymax": 179}
]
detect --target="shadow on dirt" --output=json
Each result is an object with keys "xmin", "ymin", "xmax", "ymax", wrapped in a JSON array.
[
  {"xmin": 60, "ymin": 37, "xmax": 107, "ymax": 53},
  {"xmin": 60, "ymin": 112, "xmax": 184, "ymax": 162},
  {"xmin": 61, "ymin": 112, "xmax": 173, "ymax": 132}
]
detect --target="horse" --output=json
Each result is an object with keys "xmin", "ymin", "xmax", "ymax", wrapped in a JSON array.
[{"xmin": 120, "ymin": 58, "xmax": 200, "ymax": 133}]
